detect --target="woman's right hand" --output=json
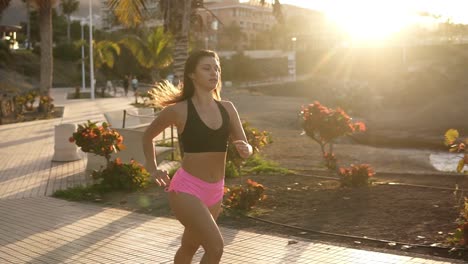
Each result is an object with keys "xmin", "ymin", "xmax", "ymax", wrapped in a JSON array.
[
  {"xmin": 146, "ymin": 163, "xmax": 170, "ymax": 187},
  {"xmin": 153, "ymin": 169, "xmax": 170, "ymax": 187}
]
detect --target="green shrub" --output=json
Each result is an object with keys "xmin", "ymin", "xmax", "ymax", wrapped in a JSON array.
[
  {"xmin": 92, "ymin": 158, "xmax": 150, "ymax": 191},
  {"xmin": 226, "ymin": 121, "xmax": 271, "ymax": 177},
  {"xmin": 243, "ymin": 154, "xmax": 291, "ymax": 175},
  {"xmin": 225, "ymin": 161, "xmax": 240, "ymax": 178},
  {"xmin": 54, "ymin": 42, "xmax": 81, "ymax": 61},
  {"xmin": 0, "ymin": 40, "xmax": 11, "ymax": 65}
]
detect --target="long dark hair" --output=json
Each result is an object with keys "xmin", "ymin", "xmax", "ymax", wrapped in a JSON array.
[{"xmin": 164, "ymin": 50, "xmax": 222, "ymax": 105}]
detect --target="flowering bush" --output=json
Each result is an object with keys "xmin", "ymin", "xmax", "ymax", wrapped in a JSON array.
[
  {"xmin": 69, "ymin": 120, "xmax": 125, "ymax": 165},
  {"xmin": 38, "ymin": 95, "xmax": 54, "ymax": 113},
  {"xmin": 224, "ymin": 179, "xmax": 266, "ymax": 211},
  {"xmin": 447, "ymin": 196, "xmax": 468, "ymax": 247},
  {"xmin": 39, "ymin": 95, "xmax": 53, "ymax": 105},
  {"xmin": 444, "ymin": 129, "xmax": 468, "ymax": 173},
  {"xmin": 301, "ymin": 101, "xmax": 366, "ymax": 143},
  {"xmin": 24, "ymin": 90, "xmax": 38, "ymax": 111},
  {"xmin": 14, "ymin": 95, "xmax": 26, "ymax": 114},
  {"xmin": 226, "ymin": 121, "xmax": 272, "ymax": 177},
  {"xmin": 338, "ymin": 164, "xmax": 375, "ymax": 187},
  {"xmin": 92, "ymin": 158, "xmax": 150, "ymax": 191},
  {"xmin": 445, "ymin": 130, "xmax": 468, "ymax": 247},
  {"xmin": 300, "ymin": 101, "xmax": 366, "ymax": 171}
]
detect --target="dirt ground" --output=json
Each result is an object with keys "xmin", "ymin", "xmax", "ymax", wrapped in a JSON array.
[{"xmin": 100, "ymin": 87, "xmax": 468, "ymax": 260}]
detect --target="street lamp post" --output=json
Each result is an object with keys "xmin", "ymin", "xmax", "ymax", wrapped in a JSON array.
[
  {"xmin": 89, "ymin": 0, "xmax": 95, "ymax": 100},
  {"xmin": 80, "ymin": 20, "xmax": 86, "ymax": 92}
]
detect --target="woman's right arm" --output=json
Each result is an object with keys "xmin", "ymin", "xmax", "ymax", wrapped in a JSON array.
[{"xmin": 142, "ymin": 105, "xmax": 177, "ymax": 186}]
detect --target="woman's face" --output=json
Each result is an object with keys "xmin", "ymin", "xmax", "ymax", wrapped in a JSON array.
[{"xmin": 190, "ymin": 56, "xmax": 221, "ymax": 92}]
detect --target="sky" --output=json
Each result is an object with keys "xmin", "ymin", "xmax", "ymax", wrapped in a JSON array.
[
  {"xmin": 273, "ymin": 0, "xmax": 468, "ymax": 41},
  {"xmin": 281, "ymin": 0, "xmax": 468, "ymax": 24}
]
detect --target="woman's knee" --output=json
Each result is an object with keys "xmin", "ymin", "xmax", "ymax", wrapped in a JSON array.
[
  {"xmin": 180, "ymin": 241, "xmax": 199, "ymax": 255},
  {"xmin": 202, "ymin": 235, "xmax": 224, "ymax": 256}
]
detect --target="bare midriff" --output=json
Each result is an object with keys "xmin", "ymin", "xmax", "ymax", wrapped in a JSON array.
[{"xmin": 181, "ymin": 152, "xmax": 227, "ymax": 183}]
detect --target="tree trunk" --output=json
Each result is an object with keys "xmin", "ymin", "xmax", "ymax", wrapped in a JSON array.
[
  {"xmin": 173, "ymin": 33, "xmax": 188, "ymax": 84},
  {"xmin": 172, "ymin": 0, "xmax": 191, "ymax": 84},
  {"xmin": 39, "ymin": 1, "xmax": 53, "ymax": 97}
]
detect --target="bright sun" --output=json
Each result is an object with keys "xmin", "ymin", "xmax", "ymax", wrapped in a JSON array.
[{"xmin": 323, "ymin": 1, "xmax": 416, "ymax": 41}]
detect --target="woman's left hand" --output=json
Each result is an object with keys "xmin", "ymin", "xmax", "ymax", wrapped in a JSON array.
[{"xmin": 233, "ymin": 140, "xmax": 253, "ymax": 159}]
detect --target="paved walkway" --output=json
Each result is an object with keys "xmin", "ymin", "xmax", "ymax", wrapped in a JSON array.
[{"xmin": 0, "ymin": 88, "xmax": 463, "ymax": 263}]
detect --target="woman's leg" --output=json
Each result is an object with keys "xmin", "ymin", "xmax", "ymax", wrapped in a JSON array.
[{"xmin": 170, "ymin": 192, "xmax": 224, "ymax": 264}]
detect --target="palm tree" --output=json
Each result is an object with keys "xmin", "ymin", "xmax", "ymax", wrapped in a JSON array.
[
  {"xmin": 31, "ymin": 0, "xmax": 57, "ymax": 97},
  {"xmin": 119, "ymin": 27, "xmax": 173, "ymax": 81},
  {"xmin": 108, "ymin": 0, "xmax": 282, "ymax": 82},
  {"xmin": 60, "ymin": 0, "xmax": 79, "ymax": 43}
]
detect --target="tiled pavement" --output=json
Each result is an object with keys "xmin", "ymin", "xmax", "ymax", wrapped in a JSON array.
[{"xmin": 0, "ymin": 88, "xmax": 463, "ymax": 263}]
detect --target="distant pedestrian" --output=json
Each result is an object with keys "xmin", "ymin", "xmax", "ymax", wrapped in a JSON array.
[
  {"xmin": 106, "ymin": 80, "xmax": 116, "ymax": 96},
  {"xmin": 123, "ymin": 75, "xmax": 130, "ymax": 96},
  {"xmin": 131, "ymin": 76, "xmax": 139, "ymax": 93}
]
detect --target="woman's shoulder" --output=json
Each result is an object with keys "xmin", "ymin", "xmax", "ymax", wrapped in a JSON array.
[
  {"xmin": 218, "ymin": 99, "xmax": 234, "ymax": 107},
  {"xmin": 164, "ymin": 100, "xmax": 188, "ymax": 113},
  {"xmin": 218, "ymin": 100, "xmax": 239, "ymax": 117},
  {"xmin": 218, "ymin": 100, "xmax": 236, "ymax": 110}
]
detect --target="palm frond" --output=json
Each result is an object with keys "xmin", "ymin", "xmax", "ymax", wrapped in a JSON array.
[
  {"xmin": 119, "ymin": 35, "xmax": 154, "ymax": 68},
  {"xmin": 94, "ymin": 40, "xmax": 121, "ymax": 69},
  {"xmin": 108, "ymin": 0, "xmax": 148, "ymax": 28}
]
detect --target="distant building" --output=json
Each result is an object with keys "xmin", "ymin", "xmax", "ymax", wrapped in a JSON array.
[
  {"xmin": 200, "ymin": 0, "xmax": 277, "ymax": 50},
  {"xmin": 0, "ymin": 24, "xmax": 21, "ymax": 50},
  {"xmin": 199, "ymin": 0, "xmax": 335, "ymax": 51}
]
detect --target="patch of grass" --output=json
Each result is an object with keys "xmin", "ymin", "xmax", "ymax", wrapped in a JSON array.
[
  {"xmin": 242, "ymin": 155, "xmax": 292, "ymax": 175},
  {"xmin": 66, "ymin": 92, "xmax": 114, "ymax": 100},
  {"xmin": 52, "ymin": 184, "xmax": 104, "ymax": 202}
]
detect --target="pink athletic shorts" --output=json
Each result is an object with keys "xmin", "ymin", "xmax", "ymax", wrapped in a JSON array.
[{"xmin": 166, "ymin": 167, "xmax": 224, "ymax": 207}]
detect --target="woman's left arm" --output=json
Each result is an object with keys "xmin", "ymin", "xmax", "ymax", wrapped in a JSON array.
[{"xmin": 224, "ymin": 101, "xmax": 253, "ymax": 159}]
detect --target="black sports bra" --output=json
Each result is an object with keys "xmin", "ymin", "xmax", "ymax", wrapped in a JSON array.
[{"xmin": 180, "ymin": 98, "xmax": 230, "ymax": 153}]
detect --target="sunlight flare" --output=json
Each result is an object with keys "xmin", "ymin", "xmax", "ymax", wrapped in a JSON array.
[{"xmin": 324, "ymin": 1, "xmax": 417, "ymax": 41}]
